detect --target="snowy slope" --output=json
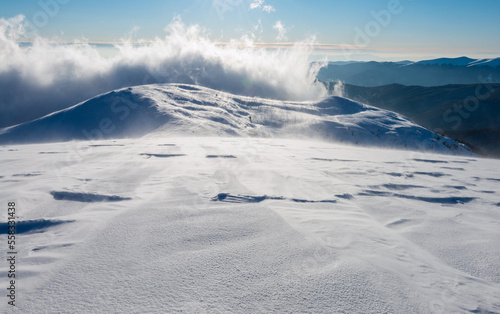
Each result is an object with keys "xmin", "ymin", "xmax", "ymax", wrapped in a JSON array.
[
  {"xmin": 0, "ymin": 83, "xmax": 472, "ymax": 155},
  {"xmin": 0, "ymin": 137, "xmax": 499, "ymax": 313}
]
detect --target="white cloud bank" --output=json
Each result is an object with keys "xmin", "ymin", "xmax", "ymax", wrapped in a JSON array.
[{"xmin": 0, "ymin": 15, "xmax": 325, "ymax": 128}]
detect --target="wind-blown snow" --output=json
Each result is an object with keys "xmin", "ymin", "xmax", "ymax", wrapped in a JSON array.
[
  {"xmin": 0, "ymin": 137, "xmax": 499, "ymax": 313},
  {"xmin": 0, "ymin": 15, "xmax": 325, "ymax": 128},
  {"xmin": 0, "ymin": 83, "xmax": 472, "ymax": 155}
]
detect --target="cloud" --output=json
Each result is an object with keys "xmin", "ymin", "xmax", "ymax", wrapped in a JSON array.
[
  {"xmin": 0, "ymin": 15, "xmax": 326, "ymax": 128},
  {"xmin": 249, "ymin": 0, "xmax": 264, "ymax": 10},
  {"xmin": 125, "ymin": 26, "xmax": 140, "ymax": 39},
  {"xmin": 273, "ymin": 21, "xmax": 287, "ymax": 41},
  {"xmin": 262, "ymin": 5, "xmax": 275, "ymax": 13},
  {"xmin": 253, "ymin": 19, "xmax": 263, "ymax": 34},
  {"xmin": 249, "ymin": 0, "xmax": 275, "ymax": 13}
]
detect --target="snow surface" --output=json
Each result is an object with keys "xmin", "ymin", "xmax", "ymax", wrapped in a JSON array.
[
  {"xmin": 0, "ymin": 136, "xmax": 499, "ymax": 313},
  {"xmin": 0, "ymin": 83, "xmax": 473, "ymax": 156}
]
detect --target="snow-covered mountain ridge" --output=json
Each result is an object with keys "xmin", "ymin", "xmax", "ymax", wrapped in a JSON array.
[{"xmin": 0, "ymin": 83, "xmax": 472, "ymax": 155}]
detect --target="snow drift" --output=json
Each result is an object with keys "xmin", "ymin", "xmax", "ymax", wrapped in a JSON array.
[
  {"xmin": 0, "ymin": 15, "xmax": 325, "ymax": 128},
  {"xmin": 0, "ymin": 83, "xmax": 473, "ymax": 155}
]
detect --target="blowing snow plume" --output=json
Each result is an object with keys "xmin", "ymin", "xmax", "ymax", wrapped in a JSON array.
[{"xmin": 0, "ymin": 15, "xmax": 326, "ymax": 128}]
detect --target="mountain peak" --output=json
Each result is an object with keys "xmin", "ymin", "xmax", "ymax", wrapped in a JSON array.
[{"xmin": 0, "ymin": 83, "xmax": 473, "ymax": 155}]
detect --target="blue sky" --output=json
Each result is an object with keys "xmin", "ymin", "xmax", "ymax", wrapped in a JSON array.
[{"xmin": 2, "ymin": 0, "xmax": 500, "ymax": 60}]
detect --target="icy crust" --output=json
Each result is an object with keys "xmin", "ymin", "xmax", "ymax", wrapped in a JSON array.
[{"xmin": 0, "ymin": 83, "xmax": 472, "ymax": 155}]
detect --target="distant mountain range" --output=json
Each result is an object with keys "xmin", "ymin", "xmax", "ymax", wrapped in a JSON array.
[
  {"xmin": 413, "ymin": 57, "xmax": 500, "ymax": 67},
  {"xmin": 318, "ymin": 57, "xmax": 500, "ymax": 87},
  {"xmin": 328, "ymin": 83, "xmax": 500, "ymax": 157}
]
